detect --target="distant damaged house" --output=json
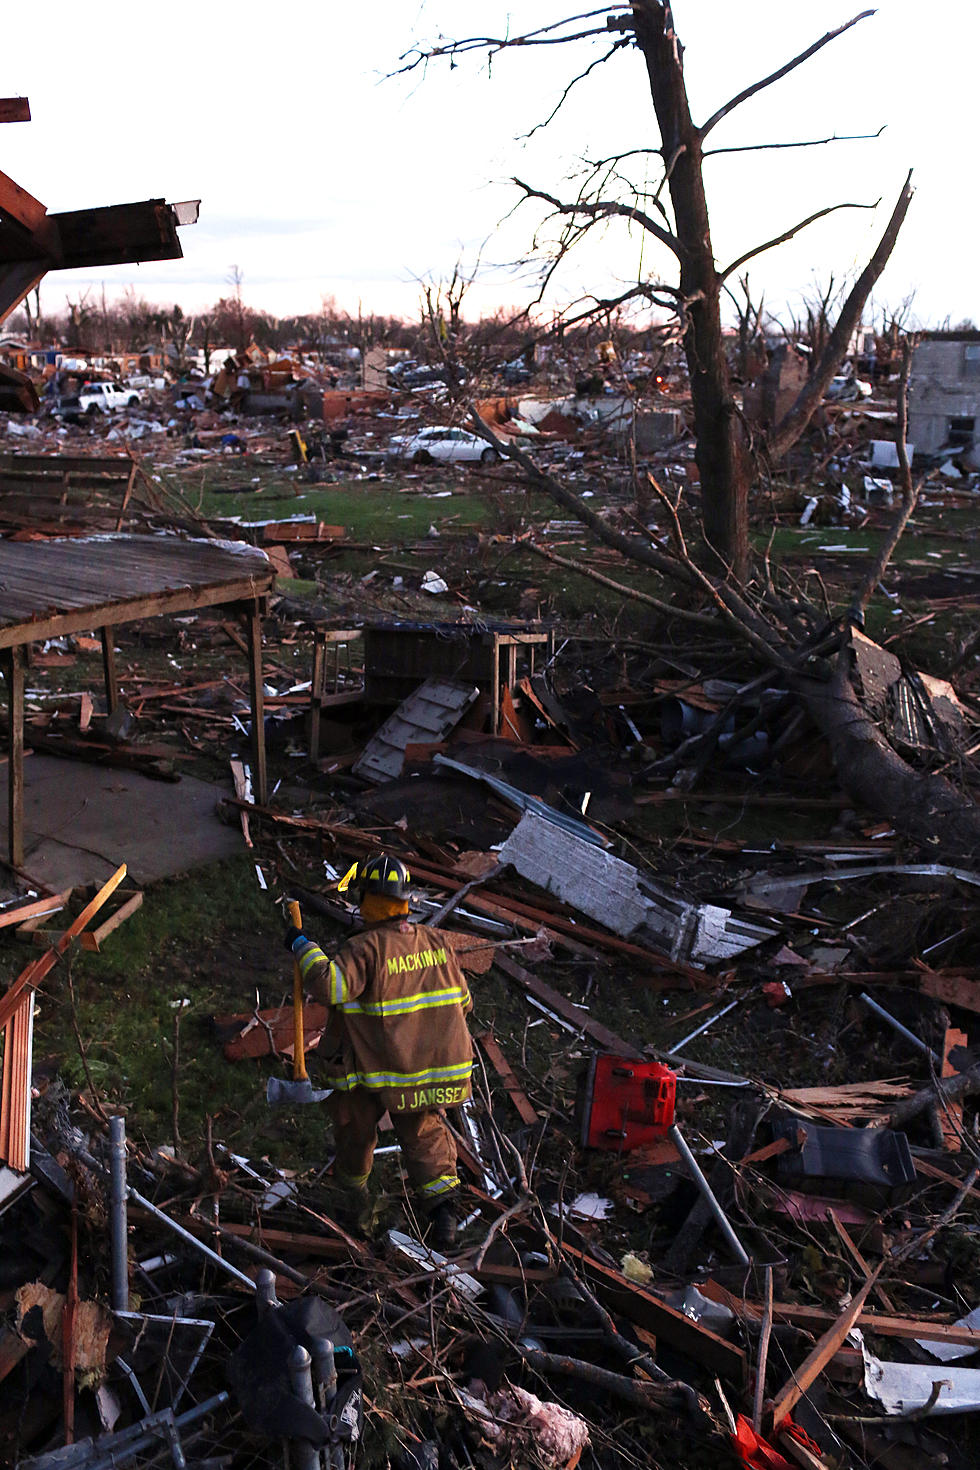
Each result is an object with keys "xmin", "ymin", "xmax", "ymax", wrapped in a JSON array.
[{"xmin": 908, "ymin": 330, "xmax": 980, "ymax": 459}]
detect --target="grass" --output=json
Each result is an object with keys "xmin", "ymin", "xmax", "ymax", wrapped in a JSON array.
[{"xmin": 11, "ymin": 857, "xmax": 331, "ymax": 1166}]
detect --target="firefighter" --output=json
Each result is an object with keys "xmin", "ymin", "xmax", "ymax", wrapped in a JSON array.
[{"xmin": 284, "ymin": 854, "xmax": 473, "ymax": 1248}]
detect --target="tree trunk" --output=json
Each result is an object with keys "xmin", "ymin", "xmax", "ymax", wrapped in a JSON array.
[
  {"xmin": 796, "ymin": 650, "xmax": 980, "ymax": 863},
  {"xmin": 633, "ymin": 1, "xmax": 749, "ymax": 580}
]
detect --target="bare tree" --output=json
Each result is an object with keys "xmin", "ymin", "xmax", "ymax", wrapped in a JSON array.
[{"xmin": 402, "ymin": 4, "xmax": 912, "ymax": 580}]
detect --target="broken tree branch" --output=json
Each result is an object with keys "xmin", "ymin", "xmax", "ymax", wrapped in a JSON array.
[
  {"xmin": 699, "ymin": 11, "xmax": 876, "ymax": 138},
  {"xmin": 849, "ymin": 336, "xmax": 921, "ymax": 620},
  {"xmin": 720, "ymin": 199, "xmax": 878, "ymax": 283},
  {"xmin": 524, "ymin": 539, "xmax": 718, "ymax": 625},
  {"xmin": 768, "ymin": 170, "xmax": 914, "ymax": 461},
  {"xmin": 513, "ymin": 177, "xmax": 682, "ymax": 258},
  {"xmin": 704, "ymin": 125, "xmax": 886, "ymax": 157}
]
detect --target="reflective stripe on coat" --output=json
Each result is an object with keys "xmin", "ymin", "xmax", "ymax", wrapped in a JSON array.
[{"xmin": 294, "ymin": 921, "xmax": 473, "ymax": 1113}]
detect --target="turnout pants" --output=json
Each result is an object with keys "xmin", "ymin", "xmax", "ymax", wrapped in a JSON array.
[{"xmin": 328, "ymin": 1089, "xmax": 460, "ymax": 1211}]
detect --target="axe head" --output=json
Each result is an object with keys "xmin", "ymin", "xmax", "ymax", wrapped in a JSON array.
[{"xmin": 266, "ymin": 1075, "xmax": 332, "ymax": 1107}]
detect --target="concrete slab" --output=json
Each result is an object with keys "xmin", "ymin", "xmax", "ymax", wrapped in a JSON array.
[{"xmin": 0, "ymin": 754, "xmax": 243, "ymax": 894}]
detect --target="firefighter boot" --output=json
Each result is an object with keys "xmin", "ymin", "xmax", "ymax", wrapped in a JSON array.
[
  {"xmin": 429, "ymin": 1201, "xmax": 457, "ymax": 1251},
  {"xmin": 334, "ymin": 1183, "xmax": 373, "ymax": 1236}
]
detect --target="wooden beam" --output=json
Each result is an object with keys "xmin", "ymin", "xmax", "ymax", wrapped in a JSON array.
[
  {"xmin": 243, "ymin": 601, "xmax": 268, "ymax": 806},
  {"xmin": 493, "ymin": 951, "xmax": 645, "ymax": 1058},
  {"xmin": 0, "ymin": 576, "xmax": 276, "ymax": 651},
  {"xmin": 5, "ymin": 646, "xmax": 24, "ymax": 869},
  {"xmin": 701, "ymin": 1279, "xmax": 980, "ymax": 1350},
  {"xmin": 921, "ymin": 969, "xmax": 980, "ymax": 1017},
  {"xmin": 0, "ymin": 890, "xmax": 72, "ymax": 930},
  {"xmin": 100, "ymin": 628, "xmax": 119, "ymax": 715},
  {"xmin": 0, "ymin": 166, "xmax": 47, "ymax": 233},
  {"xmin": 559, "ymin": 1241, "xmax": 746, "ymax": 1383},
  {"xmin": 475, "ymin": 1030, "xmax": 539, "ymax": 1125},
  {"xmin": 0, "ymin": 99, "xmax": 31, "ymax": 125},
  {"xmin": 0, "ymin": 262, "xmax": 47, "ymax": 326}
]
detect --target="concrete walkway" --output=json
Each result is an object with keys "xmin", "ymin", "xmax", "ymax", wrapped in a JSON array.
[{"xmin": 0, "ymin": 754, "xmax": 244, "ymax": 895}]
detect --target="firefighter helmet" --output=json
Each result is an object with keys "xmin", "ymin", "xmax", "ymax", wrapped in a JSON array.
[{"xmin": 358, "ymin": 853, "xmax": 411, "ymax": 900}]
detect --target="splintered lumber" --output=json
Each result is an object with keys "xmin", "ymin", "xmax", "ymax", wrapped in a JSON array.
[
  {"xmin": 913, "ymin": 1156, "xmax": 980, "ymax": 1204},
  {"xmin": 771, "ymin": 1269, "xmax": 887, "ymax": 1426},
  {"xmin": 475, "ymin": 1030, "xmax": 539, "ymax": 1125},
  {"xmin": 493, "ymin": 951, "xmax": 644, "ymax": 1059},
  {"xmin": 0, "ymin": 864, "xmax": 127, "ymax": 1031},
  {"xmin": 774, "ymin": 1080, "xmax": 912, "ymax": 1125},
  {"xmin": 0, "ymin": 994, "xmax": 34, "ymax": 1170},
  {"xmin": 920, "ymin": 969, "xmax": 980, "ymax": 1016},
  {"xmin": 229, "ymin": 759, "xmax": 253, "ymax": 848}
]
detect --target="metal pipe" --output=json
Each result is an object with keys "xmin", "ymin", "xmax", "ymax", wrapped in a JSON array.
[
  {"xmin": 287, "ymin": 1345, "xmax": 320, "ymax": 1470},
  {"xmin": 255, "ymin": 1267, "xmax": 280, "ymax": 1317},
  {"xmin": 311, "ymin": 1336, "xmax": 337, "ymax": 1407},
  {"xmin": 668, "ymin": 1125, "xmax": 750, "ymax": 1268},
  {"xmin": 125, "ymin": 1184, "xmax": 256, "ymax": 1291},
  {"xmin": 66, "ymin": 1136, "xmax": 257, "ymax": 1293},
  {"xmin": 667, "ymin": 999, "xmax": 740, "ymax": 1056},
  {"xmin": 109, "ymin": 1115, "xmax": 130, "ymax": 1312},
  {"xmin": 312, "ymin": 1335, "xmax": 338, "ymax": 1469},
  {"xmin": 85, "ymin": 1392, "xmax": 230, "ymax": 1470},
  {"xmin": 858, "ymin": 992, "xmax": 942, "ymax": 1067}
]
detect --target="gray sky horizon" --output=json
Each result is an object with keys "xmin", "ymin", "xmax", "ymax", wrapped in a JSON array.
[{"xmin": 3, "ymin": 2, "xmax": 975, "ymax": 333}]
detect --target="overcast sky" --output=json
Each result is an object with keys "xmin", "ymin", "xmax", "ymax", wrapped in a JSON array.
[{"xmin": 3, "ymin": 2, "xmax": 976, "ymax": 331}]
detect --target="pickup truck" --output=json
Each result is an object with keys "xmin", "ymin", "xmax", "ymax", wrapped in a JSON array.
[{"xmin": 78, "ymin": 381, "xmax": 142, "ymax": 414}]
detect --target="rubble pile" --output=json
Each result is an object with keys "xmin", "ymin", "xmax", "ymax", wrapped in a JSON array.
[{"xmin": 4, "ymin": 608, "xmax": 980, "ymax": 1470}]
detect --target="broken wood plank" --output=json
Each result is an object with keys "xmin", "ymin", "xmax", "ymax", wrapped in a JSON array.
[
  {"xmin": 493, "ymin": 951, "xmax": 644, "ymax": 1059},
  {"xmin": 770, "ymin": 1268, "xmax": 880, "ymax": 1426},
  {"xmin": 86, "ymin": 891, "xmax": 143, "ymax": 951},
  {"xmin": 701, "ymin": 1280, "xmax": 980, "ymax": 1349},
  {"xmin": 229, "ymin": 758, "xmax": 253, "ymax": 849},
  {"xmin": 940, "ymin": 1025, "xmax": 968, "ymax": 1152},
  {"xmin": 0, "ymin": 865, "xmax": 127, "ymax": 1031},
  {"xmin": 920, "ymin": 969, "xmax": 980, "ymax": 1016},
  {"xmin": 0, "ymin": 889, "xmax": 73, "ymax": 932},
  {"xmin": 829, "ymin": 1210, "xmax": 897, "ymax": 1314},
  {"xmin": 559, "ymin": 1242, "xmax": 746, "ymax": 1383},
  {"xmin": 913, "ymin": 1156, "xmax": 980, "ymax": 1203},
  {"xmin": 475, "ymin": 1030, "xmax": 539, "ymax": 1126}
]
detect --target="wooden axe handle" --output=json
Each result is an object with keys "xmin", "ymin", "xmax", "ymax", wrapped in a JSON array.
[{"xmin": 287, "ymin": 899, "xmax": 308, "ymax": 1082}]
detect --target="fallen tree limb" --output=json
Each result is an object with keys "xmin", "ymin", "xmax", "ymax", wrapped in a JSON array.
[
  {"xmin": 518, "ymin": 1347, "xmax": 704, "ymax": 1416},
  {"xmin": 888, "ymin": 1060, "xmax": 980, "ymax": 1131}
]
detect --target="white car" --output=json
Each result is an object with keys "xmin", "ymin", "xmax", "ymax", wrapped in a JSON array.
[
  {"xmin": 79, "ymin": 381, "xmax": 143, "ymax": 414},
  {"xmin": 388, "ymin": 426, "xmax": 500, "ymax": 464},
  {"xmin": 825, "ymin": 374, "xmax": 872, "ymax": 403}
]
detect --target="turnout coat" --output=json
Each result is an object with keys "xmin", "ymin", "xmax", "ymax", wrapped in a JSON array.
[{"xmin": 294, "ymin": 919, "xmax": 473, "ymax": 1114}]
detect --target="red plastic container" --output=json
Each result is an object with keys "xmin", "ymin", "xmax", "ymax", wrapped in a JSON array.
[{"xmin": 580, "ymin": 1056, "xmax": 677, "ymax": 1151}]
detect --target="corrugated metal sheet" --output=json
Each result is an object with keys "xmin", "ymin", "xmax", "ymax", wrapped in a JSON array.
[{"xmin": 353, "ymin": 678, "xmax": 479, "ymax": 783}]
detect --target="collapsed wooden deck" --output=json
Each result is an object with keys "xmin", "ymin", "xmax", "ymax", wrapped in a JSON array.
[{"xmin": 0, "ymin": 534, "xmax": 276, "ymax": 868}]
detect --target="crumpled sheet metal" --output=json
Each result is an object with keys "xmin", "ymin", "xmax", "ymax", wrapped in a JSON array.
[
  {"xmin": 498, "ymin": 809, "xmax": 776, "ymax": 965},
  {"xmin": 860, "ymin": 1331, "xmax": 980, "ymax": 1414}
]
